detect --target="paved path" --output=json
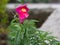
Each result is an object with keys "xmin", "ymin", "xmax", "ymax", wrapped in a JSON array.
[
  {"xmin": 7, "ymin": 3, "xmax": 60, "ymax": 9},
  {"xmin": 39, "ymin": 9, "xmax": 60, "ymax": 40}
]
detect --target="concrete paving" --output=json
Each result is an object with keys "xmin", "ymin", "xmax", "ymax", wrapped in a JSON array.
[
  {"xmin": 39, "ymin": 9, "xmax": 60, "ymax": 40},
  {"xmin": 7, "ymin": 3, "xmax": 60, "ymax": 9}
]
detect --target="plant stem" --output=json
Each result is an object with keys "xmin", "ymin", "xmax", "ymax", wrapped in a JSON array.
[{"xmin": 22, "ymin": 28, "xmax": 26, "ymax": 45}]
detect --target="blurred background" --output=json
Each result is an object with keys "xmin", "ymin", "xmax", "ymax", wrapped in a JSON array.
[
  {"xmin": 0, "ymin": 0, "xmax": 60, "ymax": 45},
  {"xmin": 9, "ymin": 0, "xmax": 60, "ymax": 3}
]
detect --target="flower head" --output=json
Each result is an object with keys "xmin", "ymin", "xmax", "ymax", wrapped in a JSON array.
[{"xmin": 16, "ymin": 4, "xmax": 29, "ymax": 23}]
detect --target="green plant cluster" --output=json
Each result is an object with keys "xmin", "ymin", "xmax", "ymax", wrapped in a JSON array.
[
  {"xmin": 0, "ymin": 0, "xmax": 9, "ymax": 28},
  {"xmin": 0, "ymin": 0, "xmax": 9, "ymax": 13},
  {"xmin": 8, "ymin": 18, "xmax": 60, "ymax": 45},
  {"xmin": 17, "ymin": 0, "xmax": 49, "ymax": 3}
]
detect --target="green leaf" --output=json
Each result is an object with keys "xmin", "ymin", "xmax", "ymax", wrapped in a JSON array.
[
  {"xmin": 8, "ymin": 18, "xmax": 60, "ymax": 45},
  {"xmin": 17, "ymin": 0, "xmax": 24, "ymax": 3}
]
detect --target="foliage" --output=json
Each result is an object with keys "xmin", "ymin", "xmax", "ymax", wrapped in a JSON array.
[
  {"xmin": 0, "ymin": 0, "xmax": 9, "ymax": 28},
  {"xmin": 8, "ymin": 18, "xmax": 60, "ymax": 45},
  {"xmin": 17, "ymin": 0, "xmax": 24, "ymax": 3},
  {"xmin": 0, "ymin": 0, "xmax": 9, "ymax": 13},
  {"xmin": 17, "ymin": 0, "xmax": 49, "ymax": 3}
]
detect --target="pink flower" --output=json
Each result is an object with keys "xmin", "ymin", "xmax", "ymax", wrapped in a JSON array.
[{"xmin": 16, "ymin": 4, "xmax": 29, "ymax": 23}]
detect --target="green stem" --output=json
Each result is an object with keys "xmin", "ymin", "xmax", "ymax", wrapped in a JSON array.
[
  {"xmin": 14, "ymin": 30, "xmax": 20, "ymax": 45},
  {"xmin": 22, "ymin": 28, "xmax": 26, "ymax": 45}
]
